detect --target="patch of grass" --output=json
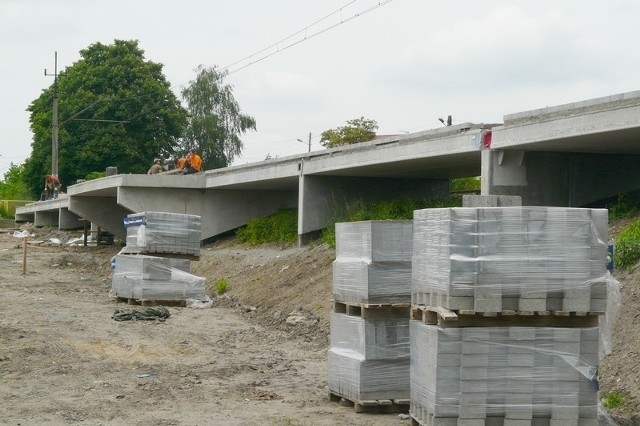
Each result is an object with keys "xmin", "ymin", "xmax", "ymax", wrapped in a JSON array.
[
  {"xmin": 54, "ymin": 256, "xmax": 72, "ymax": 269},
  {"xmin": 215, "ymin": 277, "xmax": 229, "ymax": 295},
  {"xmin": 236, "ymin": 209, "xmax": 298, "ymax": 246},
  {"xmin": 614, "ymin": 217, "xmax": 640, "ymax": 269},
  {"xmin": 320, "ymin": 197, "xmax": 462, "ymax": 247},
  {"xmin": 450, "ymin": 176, "xmax": 480, "ymax": 193},
  {"xmin": 234, "ymin": 196, "xmax": 464, "ymax": 247},
  {"xmin": 608, "ymin": 193, "xmax": 640, "ymax": 221},
  {"xmin": 602, "ymin": 391, "xmax": 625, "ymax": 410}
]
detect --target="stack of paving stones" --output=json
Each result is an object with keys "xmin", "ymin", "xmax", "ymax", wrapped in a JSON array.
[
  {"xmin": 328, "ymin": 220, "xmax": 413, "ymax": 412},
  {"xmin": 124, "ymin": 211, "xmax": 201, "ymax": 256},
  {"xmin": 409, "ymin": 206, "xmax": 617, "ymax": 426},
  {"xmin": 111, "ymin": 212, "xmax": 205, "ymax": 303}
]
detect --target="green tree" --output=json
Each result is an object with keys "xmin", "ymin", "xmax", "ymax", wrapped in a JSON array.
[
  {"xmin": 320, "ymin": 117, "xmax": 378, "ymax": 148},
  {"xmin": 180, "ymin": 65, "xmax": 256, "ymax": 169},
  {"xmin": 0, "ymin": 164, "xmax": 31, "ymax": 200},
  {"xmin": 24, "ymin": 39, "xmax": 187, "ymax": 197}
]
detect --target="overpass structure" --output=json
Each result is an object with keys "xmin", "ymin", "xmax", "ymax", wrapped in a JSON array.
[{"xmin": 16, "ymin": 90, "xmax": 640, "ymax": 243}]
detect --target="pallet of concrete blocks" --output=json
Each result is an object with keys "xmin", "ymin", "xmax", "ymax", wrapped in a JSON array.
[
  {"xmin": 111, "ymin": 254, "xmax": 206, "ymax": 302},
  {"xmin": 412, "ymin": 207, "xmax": 610, "ymax": 314},
  {"xmin": 328, "ymin": 220, "xmax": 413, "ymax": 413},
  {"xmin": 409, "ymin": 321, "xmax": 606, "ymax": 426},
  {"xmin": 124, "ymin": 211, "xmax": 202, "ymax": 257},
  {"xmin": 333, "ymin": 220, "xmax": 413, "ymax": 304},
  {"xmin": 328, "ymin": 346, "xmax": 411, "ymax": 413},
  {"xmin": 328, "ymin": 302, "xmax": 411, "ymax": 411}
]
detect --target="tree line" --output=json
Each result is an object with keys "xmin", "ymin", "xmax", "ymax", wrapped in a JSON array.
[{"xmin": 10, "ymin": 39, "xmax": 378, "ymax": 199}]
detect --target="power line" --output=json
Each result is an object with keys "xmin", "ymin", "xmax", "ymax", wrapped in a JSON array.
[{"xmin": 222, "ymin": 0, "xmax": 394, "ymax": 75}]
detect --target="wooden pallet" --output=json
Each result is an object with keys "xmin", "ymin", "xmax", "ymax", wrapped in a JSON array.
[
  {"xmin": 332, "ymin": 300, "xmax": 410, "ymax": 319},
  {"xmin": 329, "ymin": 390, "xmax": 409, "ymax": 414},
  {"xmin": 412, "ymin": 290, "xmax": 607, "ymax": 317},
  {"xmin": 115, "ymin": 297, "xmax": 186, "ymax": 307},
  {"xmin": 410, "ymin": 409, "xmax": 598, "ymax": 426},
  {"xmin": 411, "ymin": 305, "xmax": 600, "ymax": 328}
]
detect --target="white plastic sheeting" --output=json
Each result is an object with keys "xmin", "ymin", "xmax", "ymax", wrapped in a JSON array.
[
  {"xmin": 330, "ymin": 312, "xmax": 410, "ymax": 360},
  {"xmin": 412, "ymin": 207, "xmax": 610, "ymax": 313},
  {"xmin": 333, "ymin": 220, "xmax": 413, "ymax": 303},
  {"xmin": 327, "ymin": 347, "xmax": 410, "ymax": 401},
  {"xmin": 410, "ymin": 322, "xmax": 601, "ymax": 421},
  {"xmin": 124, "ymin": 211, "xmax": 201, "ymax": 256},
  {"xmin": 111, "ymin": 254, "xmax": 205, "ymax": 301}
]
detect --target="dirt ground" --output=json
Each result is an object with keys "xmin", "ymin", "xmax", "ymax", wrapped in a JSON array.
[{"xmin": 1, "ymin": 221, "xmax": 639, "ymax": 426}]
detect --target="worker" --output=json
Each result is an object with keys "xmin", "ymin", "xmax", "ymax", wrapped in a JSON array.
[
  {"xmin": 175, "ymin": 156, "xmax": 187, "ymax": 171},
  {"xmin": 147, "ymin": 158, "xmax": 163, "ymax": 175},
  {"xmin": 183, "ymin": 149, "xmax": 203, "ymax": 174},
  {"xmin": 42, "ymin": 174, "xmax": 60, "ymax": 200}
]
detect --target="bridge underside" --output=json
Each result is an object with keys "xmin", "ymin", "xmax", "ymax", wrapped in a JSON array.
[{"xmin": 15, "ymin": 90, "xmax": 640, "ymax": 243}]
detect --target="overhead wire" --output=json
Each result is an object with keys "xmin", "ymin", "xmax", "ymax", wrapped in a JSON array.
[
  {"xmin": 58, "ymin": 1, "xmax": 394, "ymax": 123},
  {"xmin": 221, "ymin": 0, "xmax": 394, "ymax": 75},
  {"xmin": 42, "ymin": 0, "xmax": 395, "ymax": 155}
]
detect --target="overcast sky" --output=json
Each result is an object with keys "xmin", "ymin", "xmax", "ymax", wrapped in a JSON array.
[{"xmin": 1, "ymin": 0, "xmax": 639, "ymax": 178}]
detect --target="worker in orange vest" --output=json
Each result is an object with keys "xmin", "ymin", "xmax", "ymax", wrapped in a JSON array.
[{"xmin": 183, "ymin": 149, "xmax": 203, "ymax": 174}]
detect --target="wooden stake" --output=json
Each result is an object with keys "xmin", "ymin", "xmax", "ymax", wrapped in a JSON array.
[{"xmin": 22, "ymin": 237, "xmax": 27, "ymax": 275}]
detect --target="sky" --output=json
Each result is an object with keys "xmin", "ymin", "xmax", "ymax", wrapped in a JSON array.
[{"xmin": 1, "ymin": 0, "xmax": 639, "ymax": 178}]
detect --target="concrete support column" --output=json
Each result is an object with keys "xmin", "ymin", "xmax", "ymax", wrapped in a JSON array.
[
  {"xmin": 482, "ymin": 150, "xmax": 640, "ymax": 206},
  {"xmin": 480, "ymin": 149, "xmax": 527, "ymax": 197},
  {"xmin": 59, "ymin": 208, "xmax": 83, "ymax": 230},
  {"xmin": 34, "ymin": 210, "xmax": 58, "ymax": 228}
]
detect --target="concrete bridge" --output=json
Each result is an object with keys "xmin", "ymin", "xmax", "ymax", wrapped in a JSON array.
[{"xmin": 16, "ymin": 90, "xmax": 640, "ymax": 242}]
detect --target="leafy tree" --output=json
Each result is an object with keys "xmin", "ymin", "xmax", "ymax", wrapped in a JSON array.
[
  {"xmin": 320, "ymin": 117, "xmax": 378, "ymax": 148},
  {"xmin": 24, "ymin": 39, "xmax": 187, "ymax": 196},
  {"xmin": 180, "ymin": 65, "xmax": 256, "ymax": 169},
  {"xmin": 0, "ymin": 164, "xmax": 31, "ymax": 200}
]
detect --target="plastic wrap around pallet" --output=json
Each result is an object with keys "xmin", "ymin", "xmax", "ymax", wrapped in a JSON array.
[
  {"xmin": 332, "ymin": 260, "xmax": 412, "ymax": 303},
  {"xmin": 410, "ymin": 322, "xmax": 602, "ymax": 422},
  {"xmin": 330, "ymin": 312, "xmax": 410, "ymax": 360},
  {"xmin": 335, "ymin": 220, "xmax": 413, "ymax": 262},
  {"xmin": 412, "ymin": 207, "xmax": 610, "ymax": 312},
  {"xmin": 111, "ymin": 255, "xmax": 205, "ymax": 301},
  {"xmin": 334, "ymin": 220, "xmax": 413, "ymax": 303},
  {"xmin": 328, "ymin": 347, "xmax": 410, "ymax": 402},
  {"xmin": 124, "ymin": 211, "xmax": 201, "ymax": 256}
]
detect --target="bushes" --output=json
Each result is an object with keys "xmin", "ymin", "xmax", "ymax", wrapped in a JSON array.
[
  {"xmin": 615, "ymin": 217, "xmax": 640, "ymax": 269},
  {"xmin": 236, "ymin": 209, "xmax": 298, "ymax": 245},
  {"xmin": 320, "ymin": 197, "xmax": 462, "ymax": 247}
]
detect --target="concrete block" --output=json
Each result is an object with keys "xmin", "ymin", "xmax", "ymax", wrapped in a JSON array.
[
  {"xmin": 459, "ymin": 380, "xmax": 488, "ymax": 393},
  {"xmin": 457, "ymin": 419, "xmax": 486, "ymax": 426},
  {"xmin": 333, "ymin": 259, "xmax": 412, "ymax": 303},
  {"xmin": 460, "ymin": 354, "xmax": 489, "ymax": 367},
  {"xmin": 474, "ymin": 298, "xmax": 502, "ymax": 312},
  {"xmin": 518, "ymin": 297, "xmax": 547, "ymax": 311},
  {"xmin": 459, "ymin": 392, "xmax": 487, "ymax": 418},
  {"xmin": 462, "ymin": 195, "xmax": 499, "ymax": 207},
  {"xmin": 504, "ymin": 420, "xmax": 533, "ymax": 426},
  {"xmin": 549, "ymin": 420, "xmax": 579, "ymax": 426},
  {"xmin": 335, "ymin": 220, "xmax": 413, "ymax": 262},
  {"xmin": 507, "ymin": 354, "xmax": 535, "ymax": 367}
]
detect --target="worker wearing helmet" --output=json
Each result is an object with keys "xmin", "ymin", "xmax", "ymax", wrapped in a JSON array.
[{"xmin": 147, "ymin": 158, "xmax": 163, "ymax": 175}]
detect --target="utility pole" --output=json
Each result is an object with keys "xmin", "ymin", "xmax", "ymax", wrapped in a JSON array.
[
  {"xmin": 45, "ymin": 52, "xmax": 59, "ymax": 177},
  {"xmin": 297, "ymin": 132, "xmax": 312, "ymax": 152}
]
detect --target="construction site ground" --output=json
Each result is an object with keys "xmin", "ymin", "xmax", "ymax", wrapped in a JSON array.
[{"xmin": 0, "ymin": 220, "xmax": 639, "ymax": 426}]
